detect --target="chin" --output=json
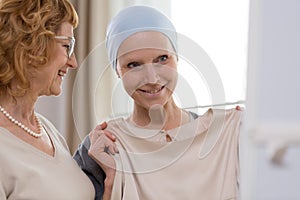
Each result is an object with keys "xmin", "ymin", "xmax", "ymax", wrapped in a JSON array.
[
  {"xmin": 49, "ymin": 89, "xmax": 62, "ymax": 96},
  {"xmin": 140, "ymin": 101, "xmax": 167, "ymax": 110},
  {"xmin": 53, "ymin": 91, "xmax": 62, "ymax": 96}
]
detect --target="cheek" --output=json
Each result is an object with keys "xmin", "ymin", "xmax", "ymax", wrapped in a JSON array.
[
  {"xmin": 165, "ymin": 74, "xmax": 178, "ymax": 93},
  {"xmin": 121, "ymin": 72, "xmax": 142, "ymax": 96},
  {"xmin": 163, "ymin": 66, "xmax": 177, "ymax": 79},
  {"xmin": 160, "ymin": 65, "xmax": 178, "ymax": 83}
]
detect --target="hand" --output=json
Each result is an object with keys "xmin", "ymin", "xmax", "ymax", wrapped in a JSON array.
[
  {"xmin": 88, "ymin": 122, "xmax": 118, "ymax": 187},
  {"xmin": 235, "ymin": 105, "xmax": 244, "ymax": 111}
]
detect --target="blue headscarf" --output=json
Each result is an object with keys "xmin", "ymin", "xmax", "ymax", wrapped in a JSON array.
[{"xmin": 105, "ymin": 5, "xmax": 178, "ymax": 70}]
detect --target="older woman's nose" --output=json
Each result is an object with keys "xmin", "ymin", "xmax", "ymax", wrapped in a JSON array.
[{"xmin": 67, "ymin": 53, "xmax": 78, "ymax": 69}]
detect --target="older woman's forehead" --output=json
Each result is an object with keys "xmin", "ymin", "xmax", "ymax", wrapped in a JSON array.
[
  {"xmin": 56, "ymin": 22, "xmax": 74, "ymax": 36},
  {"xmin": 117, "ymin": 31, "xmax": 175, "ymax": 57}
]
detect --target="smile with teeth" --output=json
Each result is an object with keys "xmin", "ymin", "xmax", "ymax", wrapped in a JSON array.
[
  {"xmin": 139, "ymin": 86, "xmax": 164, "ymax": 94},
  {"xmin": 58, "ymin": 70, "xmax": 65, "ymax": 77}
]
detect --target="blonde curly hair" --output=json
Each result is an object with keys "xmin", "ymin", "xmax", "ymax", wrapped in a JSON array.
[{"xmin": 0, "ymin": 0, "xmax": 78, "ymax": 97}]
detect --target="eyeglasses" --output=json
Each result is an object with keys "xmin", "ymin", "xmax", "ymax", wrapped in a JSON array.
[{"xmin": 54, "ymin": 36, "xmax": 76, "ymax": 59}]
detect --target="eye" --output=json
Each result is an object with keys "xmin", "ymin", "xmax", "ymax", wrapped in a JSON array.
[
  {"xmin": 127, "ymin": 62, "xmax": 141, "ymax": 68},
  {"xmin": 156, "ymin": 55, "xmax": 169, "ymax": 63},
  {"xmin": 63, "ymin": 44, "xmax": 70, "ymax": 50}
]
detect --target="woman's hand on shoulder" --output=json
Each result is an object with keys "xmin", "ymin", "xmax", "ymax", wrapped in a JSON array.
[{"xmin": 88, "ymin": 122, "xmax": 118, "ymax": 187}]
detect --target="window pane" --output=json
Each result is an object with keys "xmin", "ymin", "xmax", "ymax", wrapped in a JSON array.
[{"xmin": 171, "ymin": 0, "xmax": 249, "ymax": 109}]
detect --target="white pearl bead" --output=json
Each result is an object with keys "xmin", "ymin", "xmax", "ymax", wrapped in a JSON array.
[{"xmin": 0, "ymin": 105, "xmax": 43, "ymax": 138}]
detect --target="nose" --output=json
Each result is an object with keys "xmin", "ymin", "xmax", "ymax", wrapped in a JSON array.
[
  {"xmin": 67, "ymin": 53, "xmax": 78, "ymax": 69},
  {"xmin": 143, "ymin": 64, "xmax": 159, "ymax": 84}
]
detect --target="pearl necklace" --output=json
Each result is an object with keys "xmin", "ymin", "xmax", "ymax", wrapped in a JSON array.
[{"xmin": 0, "ymin": 105, "xmax": 43, "ymax": 138}]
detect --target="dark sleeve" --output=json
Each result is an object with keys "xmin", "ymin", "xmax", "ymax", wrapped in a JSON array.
[
  {"xmin": 189, "ymin": 111, "xmax": 199, "ymax": 119},
  {"xmin": 73, "ymin": 135, "xmax": 106, "ymax": 200}
]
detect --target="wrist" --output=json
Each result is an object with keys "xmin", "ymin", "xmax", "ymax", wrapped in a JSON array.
[{"xmin": 104, "ymin": 173, "xmax": 115, "ymax": 189}]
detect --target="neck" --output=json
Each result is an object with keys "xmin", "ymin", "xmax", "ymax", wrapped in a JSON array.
[
  {"xmin": 0, "ymin": 94, "xmax": 37, "ymax": 122},
  {"xmin": 130, "ymin": 98, "xmax": 190, "ymax": 130}
]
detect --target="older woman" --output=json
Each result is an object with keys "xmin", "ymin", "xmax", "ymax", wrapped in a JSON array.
[
  {"xmin": 75, "ymin": 5, "xmax": 243, "ymax": 200},
  {"xmin": 0, "ymin": 0, "xmax": 95, "ymax": 199}
]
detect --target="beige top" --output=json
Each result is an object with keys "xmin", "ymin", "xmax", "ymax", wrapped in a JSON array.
[
  {"xmin": 107, "ymin": 108, "xmax": 242, "ymax": 200},
  {"xmin": 0, "ymin": 114, "xmax": 95, "ymax": 200}
]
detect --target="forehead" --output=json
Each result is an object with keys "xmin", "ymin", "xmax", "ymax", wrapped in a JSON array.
[
  {"xmin": 57, "ymin": 22, "xmax": 74, "ymax": 36},
  {"xmin": 117, "ymin": 31, "xmax": 175, "ymax": 58}
]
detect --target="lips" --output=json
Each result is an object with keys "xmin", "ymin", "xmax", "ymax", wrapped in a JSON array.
[
  {"xmin": 58, "ymin": 70, "xmax": 66, "ymax": 77},
  {"xmin": 138, "ymin": 85, "xmax": 165, "ymax": 94}
]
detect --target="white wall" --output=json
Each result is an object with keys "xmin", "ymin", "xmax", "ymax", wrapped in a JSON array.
[{"xmin": 241, "ymin": 0, "xmax": 300, "ymax": 199}]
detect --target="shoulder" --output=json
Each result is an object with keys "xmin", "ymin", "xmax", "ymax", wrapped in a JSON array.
[
  {"xmin": 106, "ymin": 117, "xmax": 127, "ymax": 132},
  {"xmin": 36, "ymin": 113, "xmax": 59, "ymax": 133},
  {"xmin": 107, "ymin": 117, "xmax": 125, "ymax": 126},
  {"xmin": 36, "ymin": 112, "xmax": 69, "ymax": 151},
  {"xmin": 210, "ymin": 108, "xmax": 243, "ymax": 138},
  {"xmin": 213, "ymin": 107, "xmax": 243, "ymax": 122}
]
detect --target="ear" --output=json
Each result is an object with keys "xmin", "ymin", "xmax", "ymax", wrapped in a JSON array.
[
  {"xmin": 115, "ymin": 66, "xmax": 121, "ymax": 78},
  {"xmin": 115, "ymin": 71, "xmax": 121, "ymax": 79}
]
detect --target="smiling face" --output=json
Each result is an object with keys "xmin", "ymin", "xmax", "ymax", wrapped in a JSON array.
[
  {"xmin": 117, "ymin": 31, "xmax": 178, "ymax": 110},
  {"xmin": 30, "ymin": 22, "xmax": 77, "ymax": 96}
]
